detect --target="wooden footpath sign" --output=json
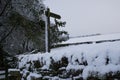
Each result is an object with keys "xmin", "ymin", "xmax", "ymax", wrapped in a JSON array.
[{"xmin": 45, "ymin": 8, "xmax": 61, "ymax": 52}]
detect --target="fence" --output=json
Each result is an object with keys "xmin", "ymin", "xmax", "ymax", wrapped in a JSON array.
[{"xmin": 0, "ymin": 68, "xmax": 21, "ymax": 80}]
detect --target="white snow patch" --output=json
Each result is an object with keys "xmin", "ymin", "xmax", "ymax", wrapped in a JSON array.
[
  {"xmin": 18, "ymin": 33, "xmax": 120, "ymax": 79},
  {"xmin": 27, "ymin": 73, "xmax": 42, "ymax": 80},
  {"xmin": 60, "ymin": 33, "xmax": 120, "ymax": 44}
]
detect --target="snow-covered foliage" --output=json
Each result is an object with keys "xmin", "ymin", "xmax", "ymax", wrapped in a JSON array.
[
  {"xmin": 11, "ymin": 0, "xmax": 45, "ymax": 22},
  {"xmin": 18, "ymin": 39, "xmax": 120, "ymax": 79},
  {"xmin": 0, "ymin": 0, "xmax": 47, "ymax": 55}
]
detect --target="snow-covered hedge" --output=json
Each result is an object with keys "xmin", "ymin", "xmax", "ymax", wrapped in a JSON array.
[{"xmin": 18, "ymin": 41, "xmax": 120, "ymax": 80}]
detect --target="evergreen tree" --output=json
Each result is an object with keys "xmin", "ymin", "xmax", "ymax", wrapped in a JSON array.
[{"xmin": 50, "ymin": 19, "xmax": 69, "ymax": 46}]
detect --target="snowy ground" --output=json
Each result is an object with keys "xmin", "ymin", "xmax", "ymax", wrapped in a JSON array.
[
  {"xmin": 51, "ymin": 40, "xmax": 120, "ymax": 78},
  {"xmin": 60, "ymin": 33, "xmax": 120, "ymax": 44},
  {"xmin": 18, "ymin": 33, "xmax": 120, "ymax": 79}
]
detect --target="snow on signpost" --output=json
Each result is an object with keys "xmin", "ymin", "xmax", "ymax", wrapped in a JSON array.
[{"xmin": 45, "ymin": 8, "xmax": 61, "ymax": 52}]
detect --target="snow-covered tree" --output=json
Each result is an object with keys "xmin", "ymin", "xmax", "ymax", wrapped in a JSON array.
[
  {"xmin": 50, "ymin": 20, "xmax": 69, "ymax": 46},
  {"xmin": 0, "ymin": 0, "xmax": 47, "ymax": 55}
]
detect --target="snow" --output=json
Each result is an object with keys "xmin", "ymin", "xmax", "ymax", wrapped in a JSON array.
[
  {"xmin": 60, "ymin": 33, "xmax": 120, "ymax": 44},
  {"xmin": 0, "ymin": 71, "xmax": 5, "ymax": 74},
  {"xmin": 18, "ymin": 33, "xmax": 120, "ymax": 79},
  {"xmin": 45, "ymin": 14, "xmax": 48, "ymax": 52},
  {"xmin": 0, "ymin": 71, "xmax": 5, "ymax": 79},
  {"xmin": 0, "ymin": 75, "xmax": 5, "ymax": 79},
  {"xmin": 27, "ymin": 73, "xmax": 42, "ymax": 80},
  {"xmin": 8, "ymin": 69, "xmax": 20, "ymax": 72}
]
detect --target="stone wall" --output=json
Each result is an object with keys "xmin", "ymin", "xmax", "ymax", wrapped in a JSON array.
[{"xmin": 18, "ymin": 53, "xmax": 120, "ymax": 80}]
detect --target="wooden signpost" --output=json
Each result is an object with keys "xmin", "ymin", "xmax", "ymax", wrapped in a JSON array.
[{"xmin": 45, "ymin": 8, "xmax": 61, "ymax": 52}]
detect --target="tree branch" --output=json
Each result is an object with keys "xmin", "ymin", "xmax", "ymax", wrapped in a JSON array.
[
  {"xmin": 0, "ymin": 0, "xmax": 12, "ymax": 16},
  {"xmin": 0, "ymin": 25, "xmax": 16, "ymax": 43}
]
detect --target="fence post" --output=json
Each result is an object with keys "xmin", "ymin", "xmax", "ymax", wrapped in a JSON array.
[
  {"xmin": 9, "ymin": 69, "xmax": 21, "ymax": 80},
  {"xmin": 5, "ymin": 59, "xmax": 8, "ymax": 80}
]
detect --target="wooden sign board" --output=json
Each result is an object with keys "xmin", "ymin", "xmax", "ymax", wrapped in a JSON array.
[
  {"xmin": 45, "ymin": 9, "xmax": 61, "ymax": 19},
  {"xmin": 49, "ymin": 12, "xmax": 61, "ymax": 19}
]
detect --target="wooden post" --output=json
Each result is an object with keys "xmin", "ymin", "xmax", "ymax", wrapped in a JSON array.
[
  {"xmin": 45, "ymin": 8, "xmax": 61, "ymax": 53},
  {"xmin": 45, "ymin": 8, "xmax": 50, "ymax": 52},
  {"xmin": 5, "ymin": 59, "xmax": 8, "ymax": 80},
  {"xmin": 47, "ymin": 8, "xmax": 51, "ymax": 52},
  {"xmin": 9, "ymin": 69, "xmax": 21, "ymax": 80}
]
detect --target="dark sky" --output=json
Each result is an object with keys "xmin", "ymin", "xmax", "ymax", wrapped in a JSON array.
[{"xmin": 44, "ymin": 0, "xmax": 120, "ymax": 37}]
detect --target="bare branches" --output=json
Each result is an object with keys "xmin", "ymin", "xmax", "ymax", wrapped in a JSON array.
[
  {"xmin": 0, "ymin": 0, "xmax": 12, "ymax": 16},
  {"xmin": 0, "ymin": 25, "xmax": 16, "ymax": 43}
]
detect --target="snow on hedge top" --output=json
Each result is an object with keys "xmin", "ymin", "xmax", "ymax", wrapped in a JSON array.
[
  {"xmin": 61, "ymin": 33, "xmax": 120, "ymax": 44},
  {"xmin": 18, "ymin": 39, "xmax": 120, "ymax": 79}
]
